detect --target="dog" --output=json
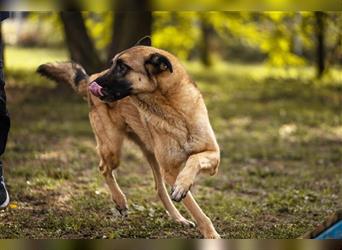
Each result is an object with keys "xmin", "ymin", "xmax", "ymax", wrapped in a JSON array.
[{"xmin": 37, "ymin": 36, "xmax": 221, "ymax": 239}]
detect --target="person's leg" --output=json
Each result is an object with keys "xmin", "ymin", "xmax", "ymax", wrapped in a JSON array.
[{"xmin": 0, "ymin": 51, "xmax": 10, "ymax": 208}]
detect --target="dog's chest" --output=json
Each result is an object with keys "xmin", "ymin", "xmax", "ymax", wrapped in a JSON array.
[
  {"xmin": 122, "ymin": 106, "xmax": 187, "ymax": 155},
  {"xmin": 122, "ymin": 97, "xmax": 209, "ymax": 166},
  {"xmin": 143, "ymin": 114, "xmax": 190, "ymax": 161}
]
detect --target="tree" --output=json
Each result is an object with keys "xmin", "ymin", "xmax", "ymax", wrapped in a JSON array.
[
  {"xmin": 60, "ymin": 12, "xmax": 103, "ymax": 74},
  {"xmin": 199, "ymin": 14, "xmax": 212, "ymax": 66},
  {"xmin": 0, "ymin": 22, "xmax": 3, "ymax": 64},
  {"xmin": 107, "ymin": 0, "xmax": 152, "ymax": 61},
  {"xmin": 315, "ymin": 11, "xmax": 326, "ymax": 78}
]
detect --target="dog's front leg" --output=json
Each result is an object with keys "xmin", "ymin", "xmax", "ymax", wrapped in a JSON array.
[{"xmin": 170, "ymin": 150, "xmax": 220, "ymax": 202}]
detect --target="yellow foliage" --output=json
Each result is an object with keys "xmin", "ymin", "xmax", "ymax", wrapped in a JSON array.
[
  {"xmin": 83, "ymin": 12, "xmax": 112, "ymax": 57},
  {"xmin": 153, "ymin": 12, "xmax": 200, "ymax": 59}
]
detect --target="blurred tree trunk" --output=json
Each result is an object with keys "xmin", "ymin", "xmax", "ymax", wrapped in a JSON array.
[
  {"xmin": 107, "ymin": 0, "xmax": 152, "ymax": 61},
  {"xmin": 315, "ymin": 11, "xmax": 326, "ymax": 78},
  {"xmin": 199, "ymin": 15, "xmax": 212, "ymax": 67},
  {"xmin": 292, "ymin": 13, "xmax": 302, "ymax": 56},
  {"xmin": 0, "ymin": 22, "xmax": 4, "ymax": 64},
  {"xmin": 326, "ymin": 14, "xmax": 341, "ymax": 69},
  {"xmin": 60, "ymin": 11, "xmax": 103, "ymax": 74}
]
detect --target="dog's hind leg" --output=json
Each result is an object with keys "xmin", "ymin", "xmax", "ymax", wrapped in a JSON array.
[
  {"xmin": 98, "ymin": 156, "xmax": 128, "ymax": 216},
  {"xmin": 89, "ymin": 104, "xmax": 128, "ymax": 216},
  {"xmin": 164, "ymin": 172, "xmax": 220, "ymax": 239}
]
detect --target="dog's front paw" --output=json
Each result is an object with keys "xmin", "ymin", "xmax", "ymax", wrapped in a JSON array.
[
  {"xmin": 111, "ymin": 194, "xmax": 128, "ymax": 217},
  {"xmin": 170, "ymin": 179, "xmax": 193, "ymax": 202},
  {"xmin": 198, "ymin": 223, "xmax": 221, "ymax": 239},
  {"xmin": 115, "ymin": 205, "xmax": 128, "ymax": 217},
  {"xmin": 203, "ymin": 231, "xmax": 221, "ymax": 239},
  {"xmin": 176, "ymin": 218, "xmax": 196, "ymax": 228}
]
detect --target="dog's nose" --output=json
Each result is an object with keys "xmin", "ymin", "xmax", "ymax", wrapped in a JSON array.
[{"xmin": 89, "ymin": 82, "xmax": 104, "ymax": 97}]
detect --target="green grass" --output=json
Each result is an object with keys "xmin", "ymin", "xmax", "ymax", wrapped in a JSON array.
[{"xmin": 0, "ymin": 47, "xmax": 341, "ymax": 239}]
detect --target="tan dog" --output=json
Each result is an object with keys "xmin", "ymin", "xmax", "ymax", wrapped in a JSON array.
[{"xmin": 37, "ymin": 37, "xmax": 220, "ymax": 238}]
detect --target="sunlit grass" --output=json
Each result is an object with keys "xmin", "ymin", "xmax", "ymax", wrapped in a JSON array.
[
  {"xmin": 5, "ymin": 46, "xmax": 68, "ymax": 71},
  {"xmin": 185, "ymin": 60, "xmax": 342, "ymax": 85}
]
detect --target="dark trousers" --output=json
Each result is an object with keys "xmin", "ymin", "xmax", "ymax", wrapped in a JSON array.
[
  {"xmin": 0, "ymin": 52, "xmax": 10, "ymax": 176},
  {"xmin": 0, "ymin": 84, "xmax": 9, "ymax": 156}
]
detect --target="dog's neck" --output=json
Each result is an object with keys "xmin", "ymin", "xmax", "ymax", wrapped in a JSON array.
[{"xmin": 130, "ymin": 79, "xmax": 201, "ymax": 138}]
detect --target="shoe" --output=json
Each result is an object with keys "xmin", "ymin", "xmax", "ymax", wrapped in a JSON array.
[{"xmin": 0, "ymin": 176, "xmax": 9, "ymax": 208}]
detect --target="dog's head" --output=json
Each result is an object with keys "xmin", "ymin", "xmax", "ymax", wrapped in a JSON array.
[{"xmin": 89, "ymin": 36, "xmax": 178, "ymax": 102}]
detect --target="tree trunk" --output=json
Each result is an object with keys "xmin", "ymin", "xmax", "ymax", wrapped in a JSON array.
[
  {"xmin": 315, "ymin": 11, "xmax": 326, "ymax": 78},
  {"xmin": 0, "ymin": 22, "xmax": 4, "ymax": 64},
  {"xmin": 199, "ymin": 15, "xmax": 212, "ymax": 67},
  {"xmin": 293, "ymin": 12, "xmax": 302, "ymax": 56},
  {"xmin": 60, "ymin": 11, "xmax": 103, "ymax": 74},
  {"xmin": 107, "ymin": 0, "xmax": 152, "ymax": 61}
]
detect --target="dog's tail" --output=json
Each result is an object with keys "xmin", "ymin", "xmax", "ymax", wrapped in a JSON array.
[{"xmin": 37, "ymin": 62, "xmax": 89, "ymax": 98}]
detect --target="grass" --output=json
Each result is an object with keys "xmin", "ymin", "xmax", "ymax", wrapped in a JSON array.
[
  {"xmin": 0, "ymin": 46, "xmax": 341, "ymax": 239},
  {"xmin": 5, "ymin": 46, "xmax": 68, "ymax": 71}
]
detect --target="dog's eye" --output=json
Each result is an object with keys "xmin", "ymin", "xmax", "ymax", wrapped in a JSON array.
[
  {"xmin": 117, "ymin": 63, "xmax": 125, "ymax": 72},
  {"xmin": 115, "ymin": 61, "xmax": 129, "ymax": 76}
]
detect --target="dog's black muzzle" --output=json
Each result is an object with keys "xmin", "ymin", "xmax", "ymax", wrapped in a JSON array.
[{"xmin": 89, "ymin": 75, "xmax": 133, "ymax": 102}]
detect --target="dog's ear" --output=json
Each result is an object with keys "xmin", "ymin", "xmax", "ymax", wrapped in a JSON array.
[
  {"xmin": 135, "ymin": 36, "xmax": 152, "ymax": 46},
  {"xmin": 145, "ymin": 53, "xmax": 173, "ymax": 75}
]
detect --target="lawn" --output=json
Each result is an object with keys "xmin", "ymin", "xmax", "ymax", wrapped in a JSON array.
[{"xmin": 0, "ymin": 47, "xmax": 341, "ymax": 239}]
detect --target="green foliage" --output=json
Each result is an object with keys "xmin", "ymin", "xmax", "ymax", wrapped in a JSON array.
[
  {"xmin": 204, "ymin": 12, "xmax": 308, "ymax": 66},
  {"xmin": 83, "ymin": 12, "xmax": 113, "ymax": 60},
  {"xmin": 261, "ymin": 12, "xmax": 307, "ymax": 66},
  {"xmin": 152, "ymin": 11, "xmax": 341, "ymax": 69},
  {"xmin": 152, "ymin": 12, "xmax": 201, "ymax": 60}
]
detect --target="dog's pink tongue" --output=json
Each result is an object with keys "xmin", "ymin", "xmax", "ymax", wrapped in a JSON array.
[{"xmin": 89, "ymin": 82, "xmax": 104, "ymax": 97}]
